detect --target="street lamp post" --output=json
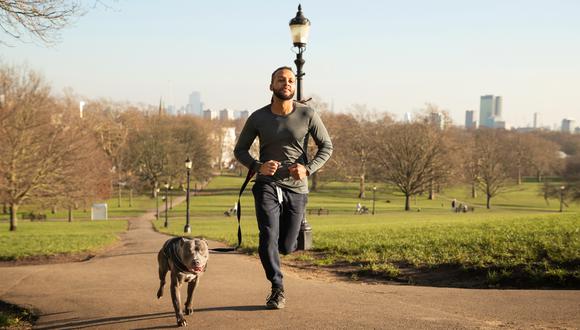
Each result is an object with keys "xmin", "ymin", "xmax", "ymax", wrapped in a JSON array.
[
  {"xmin": 184, "ymin": 158, "xmax": 192, "ymax": 234},
  {"xmin": 289, "ymin": 4, "xmax": 310, "ymax": 102},
  {"xmin": 164, "ymin": 182, "xmax": 169, "ymax": 228},
  {"xmin": 290, "ymin": 4, "xmax": 313, "ymax": 251},
  {"xmin": 372, "ymin": 186, "xmax": 377, "ymax": 215},
  {"xmin": 155, "ymin": 187, "xmax": 160, "ymax": 220},
  {"xmin": 560, "ymin": 186, "xmax": 565, "ymax": 212}
]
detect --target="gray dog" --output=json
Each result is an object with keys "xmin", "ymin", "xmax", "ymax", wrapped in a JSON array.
[{"xmin": 157, "ymin": 237, "xmax": 209, "ymax": 327}]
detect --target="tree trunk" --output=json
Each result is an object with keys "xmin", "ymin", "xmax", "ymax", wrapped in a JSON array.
[
  {"xmin": 68, "ymin": 206, "xmax": 73, "ymax": 222},
  {"xmin": 9, "ymin": 203, "xmax": 18, "ymax": 231},
  {"xmin": 51, "ymin": 205, "xmax": 57, "ymax": 214},
  {"xmin": 129, "ymin": 189, "xmax": 133, "ymax": 207},
  {"xmin": 310, "ymin": 172, "xmax": 319, "ymax": 192},
  {"xmin": 428, "ymin": 180, "xmax": 435, "ymax": 200},
  {"xmin": 405, "ymin": 194, "xmax": 411, "ymax": 211},
  {"xmin": 486, "ymin": 194, "xmax": 491, "ymax": 209},
  {"xmin": 537, "ymin": 171, "xmax": 542, "ymax": 182},
  {"xmin": 471, "ymin": 181, "xmax": 477, "ymax": 198},
  {"xmin": 117, "ymin": 184, "xmax": 122, "ymax": 207},
  {"xmin": 358, "ymin": 174, "xmax": 365, "ymax": 199},
  {"xmin": 517, "ymin": 167, "xmax": 522, "ymax": 185}
]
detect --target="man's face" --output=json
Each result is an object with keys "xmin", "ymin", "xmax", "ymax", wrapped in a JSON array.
[{"xmin": 270, "ymin": 69, "xmax": 296, "ymax": 101}]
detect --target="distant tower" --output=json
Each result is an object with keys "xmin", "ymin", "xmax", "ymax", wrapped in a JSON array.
[
  {"xmin": 533, "ymin": 112, "xmax": 539, "ymax": 129},
  {"xmin": 429, "ymin": 112, "xmax": 445, "ymax": 130},
  {"xmin": 494, "ymin": 96, "xmax": 502, "ymax": 118},
  {"xmin": 79, "ymin": 101, "xmax": 85, "ymax": 118},
  {"xmin": 219, "ymin": 108, "xmax": 233, "ymax": 121},
  {"xmin": 479, "ymin": 95, "xmax": 503, "ymax": 128},
  {"xmin": 188, "ymin": 91, "xmax": 202, "ymax": 116},
  {"xmin": 158, "ymin": 97, "xmax": 165, "ymax": 116},
  {"xmin": 465, "ymin": 110, "xmax": 475, "ymax": 128},
  {"xmin": 403, "ymin": 112, "xmax": 412, "ymax": 123},
  {"xmin": 562, "ymin": 119, "xmax": 575, "ymax": 133},
  {"xmin": 479, "ymin": 95, "xmax": 495, "ymax": 128}
]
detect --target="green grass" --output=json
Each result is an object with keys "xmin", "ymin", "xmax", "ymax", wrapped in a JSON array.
[
  {"xmin": 0, "ymin": 220, "xmax": 127, "ymax": 260},
  {"xmin": 0, "ymin": 193, "xmax": 160, "ymax": 222},
  {"xmin": 156, "ymin": 175, "xmax": 580, "ymax": 287},
  {"xmin": 0, "ymin": 301, "xmax": 36, "ymax": 328}
]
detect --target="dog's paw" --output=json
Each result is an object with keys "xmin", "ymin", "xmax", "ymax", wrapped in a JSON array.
[
  {"xmin": 177, "ymin": 316, "xmax": 187, "ymax": 327},
  {"xmin": 185, "ymin": 307, "xmax": 193, "ymax": 315},
  {"xmin": 156, "ymin": 289, "xmax": 163, "ymax": 299}
]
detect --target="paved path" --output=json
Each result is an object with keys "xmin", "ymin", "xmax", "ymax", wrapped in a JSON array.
[{"xmin": 1, "ymin": 208, "xmax": 579, "ymax": 329}]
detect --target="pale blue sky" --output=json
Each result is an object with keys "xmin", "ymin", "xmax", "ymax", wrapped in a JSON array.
[{"xmin": 2, "ymin": 0, "xmax": 579, "ymax": 127}]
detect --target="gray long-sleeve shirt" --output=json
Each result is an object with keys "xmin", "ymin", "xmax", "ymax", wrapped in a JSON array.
[{"xmin": 234, "ymin": 102, "xmax": 333, "ymax": 194}]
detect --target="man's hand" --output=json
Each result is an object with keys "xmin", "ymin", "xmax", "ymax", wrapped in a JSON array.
[
  {"xmin": 259, "ymin": 160, "xmax": 281, "ymax": 176},
  {"xmin": 288, "ymin": 163, "xmax": 308, "ymax": 180}
]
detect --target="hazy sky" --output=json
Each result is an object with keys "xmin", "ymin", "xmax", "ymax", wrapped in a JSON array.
[{"xmin": 2, "ymin": 0, "xmax": 579, "ymax": 128}]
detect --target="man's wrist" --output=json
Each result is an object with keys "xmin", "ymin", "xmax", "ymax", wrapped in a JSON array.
[{"xmin": 252, "ymin": 161, "xmax": 263, "ymax": 172}]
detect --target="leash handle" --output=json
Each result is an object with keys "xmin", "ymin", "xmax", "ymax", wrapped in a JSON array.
[{"xmin": 235, "ymin": 168, "xmax": 255, "ymax": 249}]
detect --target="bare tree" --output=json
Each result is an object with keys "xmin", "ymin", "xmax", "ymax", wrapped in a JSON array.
[
  {"xmin": 474, "ymin": 129, "xmax": 512, "ymax": 209},
  {"xmin": 83, "ymin": 101, "xmax": 129, "ymax": 206},
  {"xmin": 372, "ymin": 122, "xmax": 452, "ymax": 211},
  {"xmin": 526, "ymin": 133, "xmax": 563, "ymax": 182},
  {"xmin": 0, "ymin": 64, "xmax": 111, "ymax": 230},
  {"xmin": 0, "ymin": 0, "xmax": 84, "ymax": 45},
  {"xmin": 125, "ymin": 116, "xmax": 174, "ymax": 197}
]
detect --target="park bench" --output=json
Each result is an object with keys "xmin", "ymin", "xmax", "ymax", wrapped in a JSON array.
[
  {"xmin": 308, "ymin": 208, "xmax": 330, "ymax": 215},
  {"xmin": 21, "ymin": 212, "xmax": 47, "ymax": 221}
]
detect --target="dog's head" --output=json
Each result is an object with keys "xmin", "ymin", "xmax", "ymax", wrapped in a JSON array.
[{"xmin": 180, "ymin": 238, "xmax": 209, "ymax": 273}]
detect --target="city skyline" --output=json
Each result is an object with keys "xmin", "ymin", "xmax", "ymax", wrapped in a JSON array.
[{"xmin": 1, "ymin": 1, "xmax": 579, "ymax": 128}]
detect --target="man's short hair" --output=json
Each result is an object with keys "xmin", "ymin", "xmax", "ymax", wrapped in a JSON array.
[{"xmin": 271, "ymin": 66, "xmax": 294, "ymax": 83}]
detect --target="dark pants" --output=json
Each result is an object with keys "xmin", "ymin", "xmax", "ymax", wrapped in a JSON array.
[{"xmin": 252, "ymin": 181, "xmax": 307, "ymax": 289}]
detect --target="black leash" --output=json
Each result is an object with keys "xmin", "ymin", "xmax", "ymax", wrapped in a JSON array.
[{"xmin": 210, "ymin": 169, "xmax": 255, "ymax": 252}]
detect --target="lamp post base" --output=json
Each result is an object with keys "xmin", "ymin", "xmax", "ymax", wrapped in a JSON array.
[
  {"xmin": 184, "ymin": 224, "xmax": 191, "ymax": 234},
  {"xmin": 297, "ymin": 217, "xmax": 312, "ymax": 250}
]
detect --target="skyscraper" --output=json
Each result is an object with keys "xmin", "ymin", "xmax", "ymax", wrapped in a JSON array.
[
  {"xmin": 533, "ymin": 112, "xmax": 539, "ymax": 129},
  {"xmin": 494, "ymin": 96, "xmax": 502, "ymax": 118},
  {"xmin": 465, "ymin": 110, "xmax": 475, "ymax": 128},
  {"xmin": 479, "ymin": 95, "xmax": 495, "ymax": 128},
  {"xmin": 188, "ymin": 91, "xmax": 202, "ymax": 116},
  {"xmin": 479, "ymin": 95, "xmax": 503, "ymax": 128},
  {"xmin": 562, "ymin": 119, "xmax": 575, "ymax": 133}
]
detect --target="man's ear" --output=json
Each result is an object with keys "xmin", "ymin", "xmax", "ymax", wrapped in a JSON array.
[{"xmin": 269, "ymin": 83, "xmax": 273, "ymax": 92}]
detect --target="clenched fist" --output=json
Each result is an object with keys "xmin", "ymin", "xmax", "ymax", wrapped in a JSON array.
[{"xmin": 259, "ymin": 160, "xmax": 281, "ymax": 176}]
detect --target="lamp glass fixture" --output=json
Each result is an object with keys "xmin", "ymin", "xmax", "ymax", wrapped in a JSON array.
[{"xmin": 289, "ymin": 4, "xmax": 310, "ymax": 46}]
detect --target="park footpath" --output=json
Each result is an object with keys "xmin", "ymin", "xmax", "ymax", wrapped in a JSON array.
[{"xmin": 0, "ymin": 206, "xmax": 579, "ymax": 329}]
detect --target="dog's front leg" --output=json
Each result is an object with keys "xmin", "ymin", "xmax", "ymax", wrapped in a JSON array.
[
  {"xmin": 157, "ymin": 251, "xmax": 169, "ymax": 299},
  {"xmin": 184, "ymin": 276, "xmax": 200, "ymax": 315},
  {"xmin": 170, "ymin": 274, "xmax": 187, "ymax": 327}
]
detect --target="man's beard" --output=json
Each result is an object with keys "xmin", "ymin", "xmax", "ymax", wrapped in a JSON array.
[{"xmin": 273, "ymin": 88, "xmax": 295, "ymax": 101}]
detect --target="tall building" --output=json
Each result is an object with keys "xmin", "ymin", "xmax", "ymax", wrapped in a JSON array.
[
  {"xmin": 403, "ymin": 112, "xmax": 412, "ymax": 123},
  {"xmin": 479, "ymin": 95, "xmax": 503, "ymax": 128},
  {"xmin": 202, "ymin": 109, "xmax": 217, "ymax": 120},
  {"xmin": 562, "ymin": 118, "xmax": 575, "ymax": 133},
  {"xmin": 219, "ymin": 108, "xmax": 233, "ymax": 121},
  {"xmin": 494, "ymin": 96, "xmax": 503, "ymax": 118},
  {"xmin": 188, "ymin": 91, "xmax": 202, "ymax": 116},
  {"xmin": 479, "ymin": 95, "xmax": 495, "ymax": 128},
  {"xmin": 465, "ymin": 110, "xmax": 475, "ymax": 128},
  {"xmin": 533, "ymin": 112, "xmax": 539, "ymax": 129},
  {"xmin": 429, "ymin": 112, "xmax": 445, "ymax": 130}
]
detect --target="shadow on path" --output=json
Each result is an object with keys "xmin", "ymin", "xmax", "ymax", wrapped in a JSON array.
[{"xmin": 36, "ymin": 311, "xmax": 175, "ymax": 329}]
